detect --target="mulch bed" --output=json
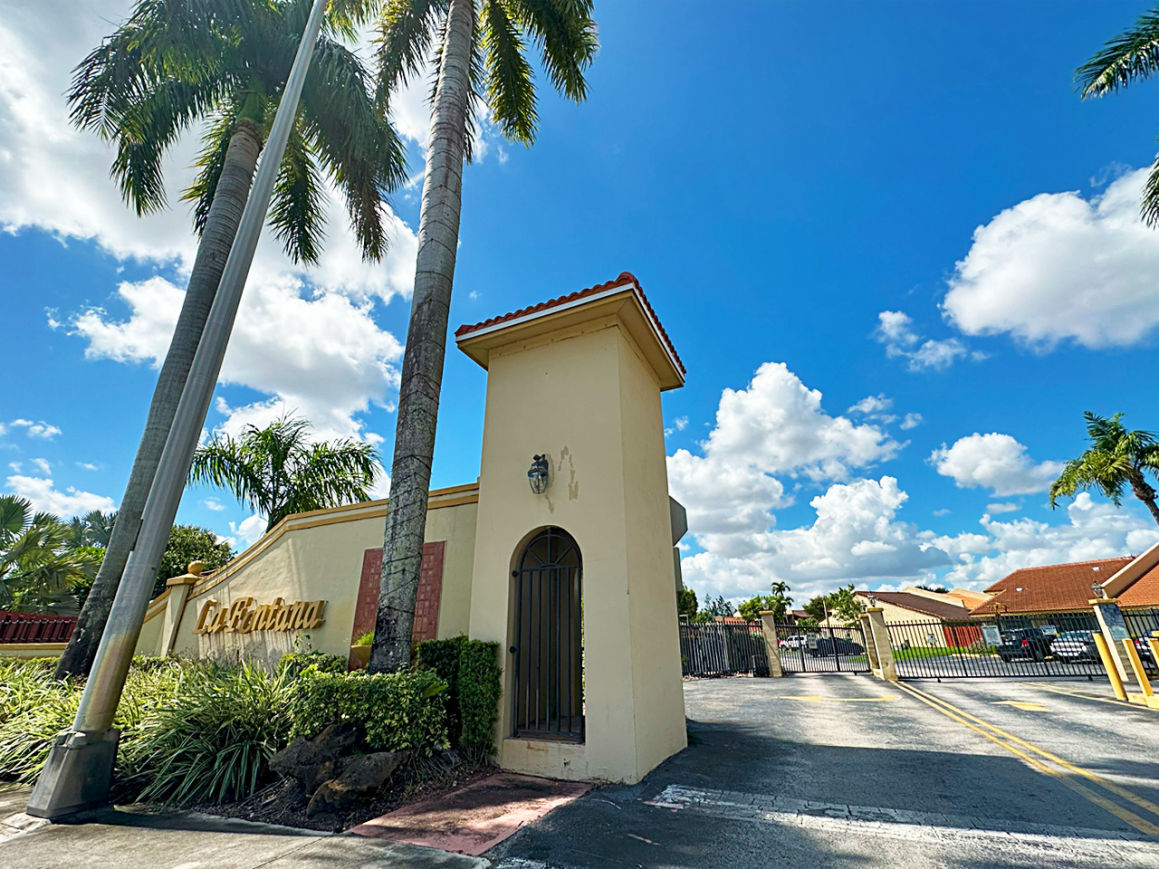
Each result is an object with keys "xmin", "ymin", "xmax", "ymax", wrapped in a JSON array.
[{"xmin": 196, "ymin": 754, "xmax": 497, "ymax": 833}]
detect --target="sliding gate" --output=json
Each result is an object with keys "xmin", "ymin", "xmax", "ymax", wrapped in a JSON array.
[
  {"xmin": 884, "ymin": 614, "xmax": 1107, "ymax": 680},
  {"xmin": 771, "ymin": 623, "xmax": 870, "ymax": 674}
]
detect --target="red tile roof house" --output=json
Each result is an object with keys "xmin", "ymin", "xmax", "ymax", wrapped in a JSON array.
[
  {"xmin": 965, "ymin": 556, "xmax": 1159, "ymax": 636},
  {"xmin": 852, "ymin": 591, "xmax": 980, "ymax": 648}
]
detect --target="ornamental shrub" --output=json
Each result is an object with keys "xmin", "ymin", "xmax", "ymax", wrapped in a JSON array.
[
  {"xmin": 457, "ymin": 640, "xmax": 501, "ymax": 760},
  {"xmin": 289, "ymin": 669, "xmax": 448, "ymax": 754},
  {"xmin": 416, "ymin": 635, "xmax": 467, "ymax": 743},
  {"xmin": 415, "ymin": 636, "xmax": 501, "ymax": 759},
  {"xmin": 277, "ymin": 649, "xmax": 346, "ymax": 678}
]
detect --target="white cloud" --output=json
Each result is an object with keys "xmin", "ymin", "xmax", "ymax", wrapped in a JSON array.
[
  {"xmin": 943, "ymin": 168, "xmax": 1159, "ymax": 349},
  {"xmin": 929, "ymin": 433, "xmax": 1063, "ymax": 496},
  {"xmin": 228, "ymin": 514, "xmax": 267, "ymax": 548},
  {"xmin": 875, "ymin": 311, "xmax": 969, "ymax": 371},
  {"xmin": 939, "ymin": 494, "xmax": 1159, "ymax": 589},
  {"xmin": 73, "ymin": 275, "xmax": 403, "ymax": 440},
  {"xmin": 848, "ymin": 394, "xmax": 893, "ymax": 417},
  {"xmin": 30, "ymin": 458, "xmax": 51, "ymax": 475},
  {"xmin": 900, "ymin": 412, "xmax": 923, "ymax": 430},
  {"xmin": 679, "ymin": 476, "xmax": 951, "ymax": 601},
  {"xmin": 76, "ymin": 462, "xmax": 100, "ymax": 471},
  {"xmin": 4, "ymin": 474, "xmax": 115, "ymax": 517},
  {"xmin": 986, "ymin": 502, "xmax": 1020, "ymax": 515},
  {"xmin": 664, "ymin": 415, "xmax": 690, "ymax": 437},
  {"xmin": 204, "ymin": 498, "xmax": 226, "ymax": 512},
  {"xmin": 9, "ymin": 419, "xmax": 62, "ymax": 440}
]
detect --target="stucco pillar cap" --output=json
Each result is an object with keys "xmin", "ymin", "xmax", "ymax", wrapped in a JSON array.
[
  {"xmin": 865, "ymin": 606, "xmax": 884, "ymax": 613},
  {"xmin": 166, "ymin": 561, "xmax": 205, "ymax": 588},
  {"xmin": 1090, "ymin": 597, "xmax": 1121, "ymax": 606}
]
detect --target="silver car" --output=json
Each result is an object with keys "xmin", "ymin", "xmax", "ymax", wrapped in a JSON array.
[{"xmin": 1050, "ymin": 630, "xmax": 1096, "ymax": 662}]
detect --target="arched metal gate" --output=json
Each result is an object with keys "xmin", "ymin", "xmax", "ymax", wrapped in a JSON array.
[{"xmin": 510, "ymin": 527, "xmax": 584, "ymax": 741}]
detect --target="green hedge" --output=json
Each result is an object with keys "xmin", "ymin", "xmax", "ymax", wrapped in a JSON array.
[
  {"xmin": 290, "ymin": 669, "xmax": 448, "ymax": 754},
  {"xmin": 277, "ymin": 650, "xmax": 346, "ymax": 678},
  {"xmin": 416, "ymin": 636, "xmax": 501, "ymax": 759}
]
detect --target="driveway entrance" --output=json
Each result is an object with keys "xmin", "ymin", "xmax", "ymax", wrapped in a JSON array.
[{"xmin": 491, "ymin": 675, "xmax": 1159, "ymax": 867}]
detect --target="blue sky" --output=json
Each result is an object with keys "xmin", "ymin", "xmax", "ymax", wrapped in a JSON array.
[{"xmin": 5, "ymin": 1, "xmax": 1159, "ymax": 607}]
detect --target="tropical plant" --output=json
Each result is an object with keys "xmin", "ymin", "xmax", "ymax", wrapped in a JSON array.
[
  {"xmin": 677, "ymin": 587, "xmax": 698, "ymax": 620},
  {"xmin": 0, "ymin": 496, "xmax": 98, "ymax": 614},
  {"xmin": 64, "ymin": 511, "xmax": 118, "ymax": 550},
  {"xmin": 58, "ymin": 0, "xmax": 407, "ymax": 679},
  {"xmin": 803, "ymin": 585, "xmax": 861, "ymax": 626},
  {"xmin": 365, "ymin": 0, "xmax": 600, "ymax": 673},
  {"xmin": 1078, "ymin": 6, "xmax": 1159, "ymax": 226},
  {"xmin": 737, "ymin": 581, "xmax": 792, "ymax": 623},
  {"xmin": 1050, "ymin": 411, "xmax": 1159, "ymax": 525},
  {"xmin": 190, "ymin": 415, "xmax": 381, "ymax": 533}
]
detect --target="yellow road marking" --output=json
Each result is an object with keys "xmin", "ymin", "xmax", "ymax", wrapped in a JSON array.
[
  {"xmin": 898, "ymin": 682, "xmax": 1159, "ymax": 835},
  {"xmin": 777, "ymin": 695, "xmax": 898, "ymax": 702},
  {"xmin": 992, "ymin": 701, "xmax": 1049, "ymax": 711},
  {"xmin": 1034, "ymin": 684, "xmax": 1126, "ymax": 707},
  {"xmin": 896, "ymin": 683, "xmax": 1159, "ymax": 837}
]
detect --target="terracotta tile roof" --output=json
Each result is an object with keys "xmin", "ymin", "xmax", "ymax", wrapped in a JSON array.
[
  {"xmin": 715, "ymin": 616, "xmax": 748, "ymax": 625},
  {"xmin": 947, "ymin": 588, "xmax": 992, "ymax": 609},
  {"xmin": 857, "ymin": 591, "xmax": 970, "ymax": 622},
  {"xmin": 1119, "ymin": 561, "xmax": 1159, "ymax": 609},
  {"xmin": 968, "ymin": 557, "xmax": 1134, "ymax": 615},
  {"xmin": 454, "ymin": 272, "xmax": 685, "ymax": 375}
]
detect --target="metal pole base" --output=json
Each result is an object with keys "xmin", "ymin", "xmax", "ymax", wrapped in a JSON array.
[{"xmin": 26, "ymin": 729, "xmax": 120, "ymax": 820}]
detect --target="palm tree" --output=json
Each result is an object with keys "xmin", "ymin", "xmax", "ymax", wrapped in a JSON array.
[
  {"xmin": 1050, "ymin": 412, "xmax": 1159, "ymax": 525},
  {"xmin": 362, "ymin": 0, "xmax": 600, "ymax": 674},
  {"xmin": 64, "ymin": 511, "xmax": 118, "ymax": 550},
  {"xmin": 190, "ymin": 416, "xmax": 382, "ymax": 533},
  {"xmin": 0, "ymin": 496, "xmax": 98, "ymax": 614},
  {"xmin": 57, "ymin": 0, "xmax": 407, "ymax": 678},
  {"xmin": 1077, "ymin": 7, "xmax": 1159, "ymax": 226}
]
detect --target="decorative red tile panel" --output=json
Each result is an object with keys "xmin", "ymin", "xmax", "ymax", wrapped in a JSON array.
[{"xmin": 352, "ymin": 543, "xmax": 446, "ymax": 646}]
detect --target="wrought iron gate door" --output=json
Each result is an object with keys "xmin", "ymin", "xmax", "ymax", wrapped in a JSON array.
[{"xmin": 511, "ymin": 527, "xmax": 583, "ymax": 741}]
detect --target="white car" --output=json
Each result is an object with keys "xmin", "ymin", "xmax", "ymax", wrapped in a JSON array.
[{"xmin": 779, "ymin": 634, "xmax": 810, "ymax": 650}]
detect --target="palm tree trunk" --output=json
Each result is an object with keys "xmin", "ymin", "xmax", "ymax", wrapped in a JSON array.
[
  {"xmin": 369, "ymin": 0, "xmax": 473, "ymax": 674},
  {"xmin": 1128, "ymin": 473, "xmax": 1159, "ymax": 527},
  {"xmin": 54, "ymin": 121, "xmax": 263, "ymax": 679}
]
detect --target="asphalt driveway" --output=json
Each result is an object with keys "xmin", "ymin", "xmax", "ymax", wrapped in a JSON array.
[{"xmin": 490, "ymin": 675, "xmax": 1159, "ymax": 868}]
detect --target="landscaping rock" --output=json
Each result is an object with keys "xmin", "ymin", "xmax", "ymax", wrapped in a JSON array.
[
  {"xmin": 304, "ymin": 752, "xmax": 401, "ymax": 817},
  {"xmin": 269, "ymin": 722, "xmax": 358, "ymax": 791},
  {"xmin": 335, "ymin": 751, "xmax": 401, "ymax": 793}
]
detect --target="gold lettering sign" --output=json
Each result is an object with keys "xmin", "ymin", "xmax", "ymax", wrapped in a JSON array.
[{"xmin": 194, "ymin": 598, "xmax": 326, "ymax": 634}]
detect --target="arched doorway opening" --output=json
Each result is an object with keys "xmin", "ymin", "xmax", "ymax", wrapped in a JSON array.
[{"xmin": 510, "ymin": 526, "xmax": 583, "ymax": 741}]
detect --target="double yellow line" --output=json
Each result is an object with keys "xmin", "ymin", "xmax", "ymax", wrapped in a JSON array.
[{"xmin": 897, "ymin": 682, "xmax": 1159, "ymax": 837}]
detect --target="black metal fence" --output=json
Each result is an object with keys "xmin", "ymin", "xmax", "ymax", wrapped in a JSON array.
[
  {"xmin": 885, "ymin": 612, "xmax": 1106, "ymax": 679},
  {"xmin": 771, "ymin": 623, "xmax": 870, "ymax": 674},
  {"xmin": 679, "ymin": 622, "xmax": 769, "ymax": 677}
]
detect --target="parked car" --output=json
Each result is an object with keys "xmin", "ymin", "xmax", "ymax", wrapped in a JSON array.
[
  {"xmin": 997, "ymin": 628, "xmax": 1052, "ymax": 662},
  {"xmin": 1051, "ymin": 630, "xmax": 1097, "ymax": 662},
  {"xmin": 779, "ymin": 634, "xmax": 810, "ymax": 650},
  {"xmin": 809, "ymin": 636, "xmax": 864, "ymax": 657}
]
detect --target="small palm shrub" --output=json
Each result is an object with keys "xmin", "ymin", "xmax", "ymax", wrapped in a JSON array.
[{"xmin": 119, "ymin": 662, "xmax": 295, "ymax": 806}]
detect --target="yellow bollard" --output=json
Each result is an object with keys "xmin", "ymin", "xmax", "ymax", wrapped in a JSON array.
[
  {"xmin": 1093, "ymin": 633, "xmax": 1127, "ymax": 701},
  {"xmin": 1122, "ymin": 638, "xmax": 1154, "ymax": 698}
]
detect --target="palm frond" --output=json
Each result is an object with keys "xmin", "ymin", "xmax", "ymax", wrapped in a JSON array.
[
  {"xmin": 509, "ymin": 0, "xmax": 598, "ymax": 102},
  {"xmin": 373, "ymin": 0, "xmax": 449, "ymax": 105},
  {"xmin": 482, "ymin": 0, "xmax": 537, "ymax": 145},
  {"xmin": 1077, "ymin": 10, "xmax": 1159, "ymax": 98},
  {"xmin": 269, "ymin": 119, "xmax": 326, "ymax": 264},
  {"xmin": 302, "ymin": 37, "xmax": 408, "ymax": 261}
]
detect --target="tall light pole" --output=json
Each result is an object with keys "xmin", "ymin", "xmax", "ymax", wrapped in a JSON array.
[{"xmin": 27, "ymin": 0, "xmax": 330, "ymax": 820}]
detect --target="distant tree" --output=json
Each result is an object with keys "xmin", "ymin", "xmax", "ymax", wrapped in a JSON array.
[
  {"xmin": 154, "ymin": 526, "xmax": 234, "ymax": 599},
  {"xmin": 65, "ymin": 510, "xmax": 118, "ymax": 550},
  {"xmin": 697, "ymin": 594, "xmax": 734, "ymax": 621},
  {"xmin": 737, "ymin": 581, "xmax": 792, "ymax": 622},
  {"xmin": 802, "ymin": 584, "xmax": 861, "ymax": 626},
  {"xmin": 190, "ymin": 416, "xmax": 381, "ymax": 532},
  {"xmin": 1078, "ymin": 7, "xmax": 1159, "ymax": 227},
  {"xmin": 677, "ymin": 587, "xmax": 698, "ymax": 620},
  {"xmin": 914, "ymin": 584, "xmax": 949, "ymax": 594},
  {"xmin": 1049, "ymin": 412, "xmax": 1159, "ymax": 525}
]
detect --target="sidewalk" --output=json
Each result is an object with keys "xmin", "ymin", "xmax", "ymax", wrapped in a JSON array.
[{"xmin": 0, "ymin": 789, "xmax": 486, "ymax": 869}]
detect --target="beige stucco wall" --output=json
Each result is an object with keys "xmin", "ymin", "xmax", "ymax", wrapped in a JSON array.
[
  {"xmin": 873, "ymin": 600, "xmax": 946, "ymax": 647},
  {"xmin": 136, "ymin": 493, "xmax": 478, "ymax": 667},
  {"xmin": 466, "ymin": 316, "xmax": 686, "ymax": 784}
]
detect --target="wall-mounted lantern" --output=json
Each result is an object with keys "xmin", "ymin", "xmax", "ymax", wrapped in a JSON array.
[
  {"xmin": 528, "ymin": 454, "xmax": 549, "ymax": 494},
  {"xmin": 865, "ymin": 592, "xmax": 876, "ymax": 607},
  {"xmin": 1091, "ymin": 581, "xmax": 1107, "ymax": 600}
]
